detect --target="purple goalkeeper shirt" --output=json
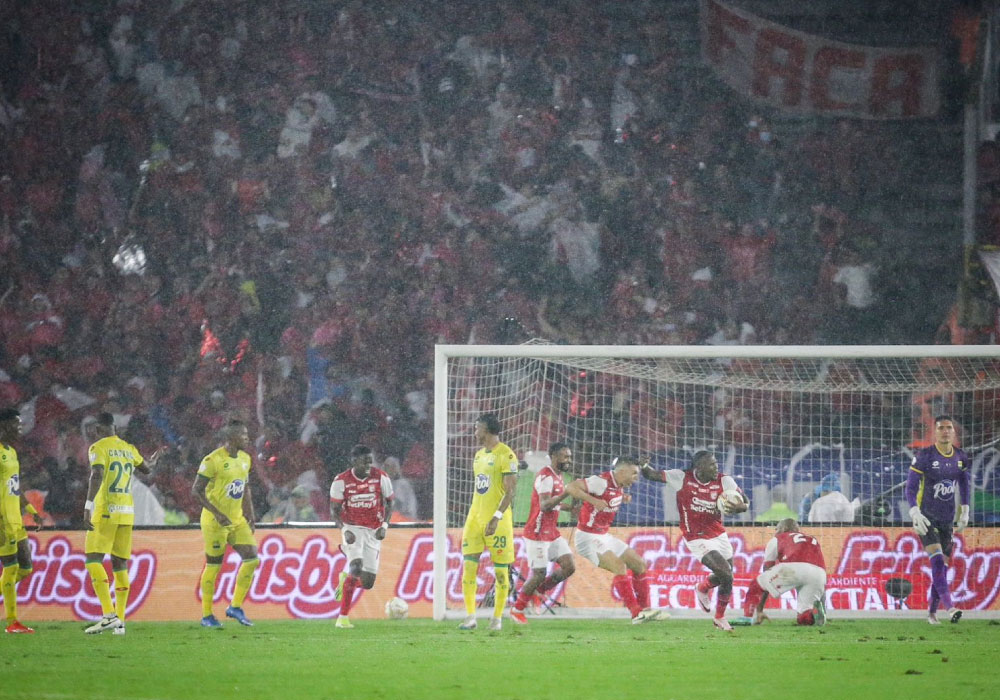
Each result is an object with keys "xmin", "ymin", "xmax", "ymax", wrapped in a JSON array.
[{"xmin": 905, "ymin": 444, "xmax": 971, "ymax": 523}]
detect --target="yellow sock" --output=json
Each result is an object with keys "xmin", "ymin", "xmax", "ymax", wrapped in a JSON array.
[
  {"xmin": 201, "ymin": 563, "xmax": 221, "ymax": 618},
  {"xmin": 85, "ymin": 562, "xmax": 114, "ymax": 616},
  {"xmin": 2, "ymin": 565, "xmax": 18, "ymax": 622},
  {"xmin": 231, "ymin": 558, "xmax": 258, "ymax": 608},
  {"xmin": 493, "ymin": 564, "xmax": 510, "ymax": 619},
  {"xmin": 113, "ymin": 568, "xmax": 130, "ymax": 621},
  {"xmin": 462, "ymin": 558, "xmax": 479, "ymax": 616},
  {"xmin": 16, "ymin": 567, "xmax": 32, "ymax": 583}
]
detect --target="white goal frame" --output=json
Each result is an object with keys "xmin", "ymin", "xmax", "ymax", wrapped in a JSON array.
[{"xmin": 432, "ymin": 344, "xmax": 1000, "ymax": 620}]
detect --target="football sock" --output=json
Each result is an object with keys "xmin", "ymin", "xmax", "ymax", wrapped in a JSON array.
[
  {"xmin": 201, "ymin": 563, "xmax": 221, "ymax": 617},
  {"xmin": 1, "ymin": 565, "xmax": 18, "ymax": 621},
  {"xmin": 85, "ymin": 562, "xmax": 114, "ymax": 616},
  {"xmin": 929, "ymin": 552, "xmax": 953, "ymax": 609},
  {"xmin": 700, "ymin": 576, "xmax": 718, "ymax": 591},
  {"xmin": 462, "ymin": 558, "xmax": 479, "ymax": 616},
  {"xmin": 493, "ymin": 564, "xmax": 510, "ymax": 619},
  {"xmin": 632, "ymin": 571, "xmax": 650, "ymax": 609},
  {"xmin": 232, "ymin": 557, "xmax": 259, "ymax": 608},
  {"xmin": 743, "ymin": 579, "xmax": 764, "ymax": 617},
  {"xmin": 796, "ymin": 610, "xmax": 815, "ymax": 625},
  {"xmin": 113, "ymin": 568, "xmax": 130, "ymax": 620},
  {"xmin": 536, "ymin": 571, "xmax": 564, "ymax": 595},
  {"xmin": 613, "ymin": 574, "xmax": 641, "ymax": 617},
  {"xmin": 715, "ymin": 592, "xmax": 731, "ymax": 619},
  {"xmin": 340, "ymin": 575, "xmax": 360, "ymax": 616},
  {"xmin": 928, "ymin": 586, "xmax": 940, "ymax": 615},
  {"xmin": 15, "ymin": 566, "xmax": 32, "ymax": 583}
]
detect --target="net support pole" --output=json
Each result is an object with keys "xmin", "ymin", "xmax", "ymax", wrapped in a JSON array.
[{"xmin": 432, "ymin": 346, "xmax": 449, "ymax": 621}]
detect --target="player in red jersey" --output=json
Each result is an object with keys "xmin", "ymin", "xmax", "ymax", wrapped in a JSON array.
[
  {"xmin": 741, "ymin": 518, "xmax": 827, "ymax": 626},
  {"xmin": 330, "ymin": 445, "xmax": 394, "ymax": 629},
  {"xmin": 642, "ymin": 450, "xmax": 747, "ymax": 631},
  {"xmin": 566, "ymin": 456, "xmax": 664, "ymax": 624},
  {"xmin": 510, "ymin": 442, "xmax": 577, "ymax": 624}
]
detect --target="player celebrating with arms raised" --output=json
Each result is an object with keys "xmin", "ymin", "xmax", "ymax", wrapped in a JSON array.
[
  {"xmin": 642, "ymin": 450, "xmax": 747, "ymax": 630},
  {"xmin": 906, "ymin": 415, "xmax": 970, "ymax": 624},
  {"xmin": 510, "ymin": 442, "xmax": 577, "ymax": 624},
  {"xmin": 459, "ymin": 414, "xmax": 518, "ymax": 631},
  {"xmin": 741, "ymin": 519, "xmax": 827, "ymax": 626},
  {"xmin": 330, "ymin": 445, "xmax": 394, "ymax": 629},
  {"xmin": 566, "ymin": 456, "xmax": 662, "ymax": 624},
  {"xmin": 193, "ymin": 418, "xmax": 258, "ymax": 628},
  {"xmin": 83, "ymin": 412, "xmax": 162, "ymax": 635}
]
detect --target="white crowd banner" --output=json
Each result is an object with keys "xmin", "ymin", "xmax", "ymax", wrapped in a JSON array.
[{"xmin": 700, "ymin": 0, "xmax": 940, "ymax": 119}]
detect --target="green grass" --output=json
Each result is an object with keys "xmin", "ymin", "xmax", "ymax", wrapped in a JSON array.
[{"xmin": 2, "ymin": 618, "xmax": 996, "ymax": 700}]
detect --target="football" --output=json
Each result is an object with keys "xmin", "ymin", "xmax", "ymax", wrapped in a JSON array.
[
  {"xmin": 717, "ymin": 490, "xmax": 744, "ymax": 514},
  {"xmin": 385, "ymin": 596, "xmax": 409, "ymax": 619}
]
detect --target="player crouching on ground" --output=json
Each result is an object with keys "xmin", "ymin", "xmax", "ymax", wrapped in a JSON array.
[
  {"xmin": 741, "ymin": 519, "xmax": 827, "ymax": 626},
  {"xmin": 566, "ymin": 456, "xmax": 664, "ymax": 624}
]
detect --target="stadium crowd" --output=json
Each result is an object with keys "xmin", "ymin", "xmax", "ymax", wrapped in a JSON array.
[{"xmin": 0, "ymin": 1, "xmax": 994, "ymax": 526}]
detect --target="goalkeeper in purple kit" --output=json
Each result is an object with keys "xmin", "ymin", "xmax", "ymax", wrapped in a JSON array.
[{"xmin": 905, "ymin": 415, "xmax": 970, "ymax": 624}]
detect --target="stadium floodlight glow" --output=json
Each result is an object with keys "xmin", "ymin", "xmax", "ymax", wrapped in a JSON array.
[{"xmin": 433, "ymin": 344, "xmax": 1000, "ymax": 620}]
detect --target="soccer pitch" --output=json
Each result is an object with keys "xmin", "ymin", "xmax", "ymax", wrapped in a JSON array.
[{"xmin": 3, "ymin": 618, "xmax": 995, "ymax": 700}]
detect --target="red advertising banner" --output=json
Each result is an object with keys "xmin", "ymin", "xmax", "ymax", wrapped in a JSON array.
[
  {"xmin": 13, "ymin": 526, "xmax": 1000, "ymax": 621},
  {"xmin": 699, "ymin": 0, "xmax": 940, "ymax": 119}
]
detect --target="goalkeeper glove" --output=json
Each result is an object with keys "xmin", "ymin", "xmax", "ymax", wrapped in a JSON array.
[
  {"xmin": 955, "ymin": 504, "xmax": 970, "ymax": 533},
  {"xmin": 909, "ymin": 506, "xmax": 931, "ymax": 536}
]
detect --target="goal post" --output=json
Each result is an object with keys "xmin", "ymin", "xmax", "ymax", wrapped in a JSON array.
[{"xmin": 433, "ymin": 344, "xmax": 1000, "ymax": 620}]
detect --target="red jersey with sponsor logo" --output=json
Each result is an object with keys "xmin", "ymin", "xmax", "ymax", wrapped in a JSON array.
[
  {"xmin": 524, "ymin": 465, "xmax": 566, "ymax": 541},
  {"xmin": 329, "ymin": 467, "xmax": 394, "ymax": 529},
  {"xmin": 671, "ymin": 469, "xmax": 726, "ymax": 541},
  {"xmin": 768, "ymin": 531, "xmax": 826, "ymax": 569},
  {"xmin": 576, "ymin": 470, "xmax": 625, "ymax": 535}
]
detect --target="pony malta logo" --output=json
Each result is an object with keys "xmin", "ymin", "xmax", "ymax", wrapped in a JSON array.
[{"xmin": 19, "ymin": 536, "xmax": 156, "ymax": 619}]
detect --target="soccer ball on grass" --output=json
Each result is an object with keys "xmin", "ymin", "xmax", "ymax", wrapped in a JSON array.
[{"xmin": 385, "ymin": 597, "xmax": 409, "ymax": 619}]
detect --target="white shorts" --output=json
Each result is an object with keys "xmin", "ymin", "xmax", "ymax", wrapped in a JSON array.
[
  {"xmin": 757, "ymin": 562, "xmax": 827, "ymax": 613},
  {"xmin": 523, "ymin": 536, "xmax": 573, "ymax": 569},
  {"xmin": 342, "ymin": 525, "xmax": 382, "ymax": 574},
  {"xmin": 685, "ymin": 533, "xmax": 734, "ymax": 561},
  {"xmin": 573, "ymin": 530, "xmax": 627, "ymax": 566}
]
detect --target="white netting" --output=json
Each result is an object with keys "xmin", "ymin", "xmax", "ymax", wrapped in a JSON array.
[{"xmin": 434, "ymin": 345, "xmax": 1000, "ymax": 617}]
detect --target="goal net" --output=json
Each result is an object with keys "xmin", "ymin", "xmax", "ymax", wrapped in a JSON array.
[{"xmin": 432, "ymin": 345, "xmax": 1000, "ymax": 620}]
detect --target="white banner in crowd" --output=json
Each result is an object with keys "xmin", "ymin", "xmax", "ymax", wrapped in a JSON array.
[
  {"xmin": 980, "ymin": 247, "xmax": 1000, "ymax": 299},
  {"xmin": 700, "ymin": 0, "xmax": 940, "ymax": 119}
]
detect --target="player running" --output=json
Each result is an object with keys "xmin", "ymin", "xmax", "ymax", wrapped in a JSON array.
[
  {"xmin": 642, "ymin": 450, "xmax": 747, "ymax": 630},
  {"xmin": 906, "ymin": 415, "xmax": 970, "ymax": 624},
  {"xmin": 510, "ymin": 442, "xmax": 577, "ymax": 624},
  {"xmin": 330, "ymin": 445, "xmax": 394, "ymax": 629},
  {"xmin": 193, "ymin": 418, "xmax": 258, "ymax": 628},
  {"xmin": 566, "ymin": 456, "xmax": 663, "ymax": 624},
  {"xmin": 741, "ymin": 519, "xmax": 827, "ymax": 626},
  {"xmin": 83, "ymin": 412, "xmax": 162, "ymax": 635}
]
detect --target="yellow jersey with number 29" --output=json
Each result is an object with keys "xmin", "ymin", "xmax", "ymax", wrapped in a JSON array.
[
  {"xmin": 467, "ymin": 441, "xmax": 519, "ymax": 523},
  {"xmin": 89, "ymin": 435, "xmax": 145, "ymax": 526}
]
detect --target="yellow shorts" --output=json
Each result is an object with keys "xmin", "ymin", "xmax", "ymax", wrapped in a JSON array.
[
  {"xmin": 201, "ymin": 510, "xmax": 256, "ymax": 557},
  {"xmin": 84, "ymin": 517, "xmax": 133, "ymax": 559},
  {"xmin": 0, "ymin": 523, "xmax": 27, "ymax": 557},
  {"xmin": 462, "ymin": 516, "xmax": 515, "ymax": 565}
]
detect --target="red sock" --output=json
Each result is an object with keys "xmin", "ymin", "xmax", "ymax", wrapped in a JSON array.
[
  {"xmin": 340, "ymin": 575, "xmax": 360, "ymax": 616},
  {"xmin": 743, "ymin": 580, "xmax": 764, "ymax": 617},
  {"xmin": 796, "ymin": 610, "xmax": 815, "ymax": 626},
  {"xmin": 536, "ymin": 574, "xmax": 560, "ymax": 595},
  {"xmin": 632, "ymin": 571, "xmax": 650, "ymax": 610},
  {"xmin": 715, "ymin": 592, "xmax": 731, "ymax": 619},
  {"xmin": 699, "ymin": 576, "xmax": 717, "ymax": 592},
  {"xmin": 513, "ymin": 589, "xmax": 530, "ymax": 611},
  {"xmin": 614, "ymin": 575, "xmax": 642, "ymax": 617}
]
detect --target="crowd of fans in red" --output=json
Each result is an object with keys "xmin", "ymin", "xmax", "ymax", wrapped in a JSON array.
[{"xmin": 0, "ymin": 1, "xmax": 988, "ymax": 526}]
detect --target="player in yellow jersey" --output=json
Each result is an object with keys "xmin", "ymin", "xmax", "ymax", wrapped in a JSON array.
[
  {"xmin": 1, "ymin": 407, "xmax": 42, "ymax": 634},
  {"xmin": 83, "ymin": 412, "xmax": 161, "ymax": 635},
  {"xmin": 192, "ymin": 418, "xmax": 258, "ymax": 628},
  {"xmin": 458, "ymin": 413, "xmax": 519, "ymax": 631}
]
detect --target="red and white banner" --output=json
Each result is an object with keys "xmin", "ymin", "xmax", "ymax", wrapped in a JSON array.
[
  {"xmin": 13, "ymin": 526, "xmax": 1000, "ymax": 620},
  {"xmin": 700, "ymin": 0, "xmax": 940, "ymax": 119}
]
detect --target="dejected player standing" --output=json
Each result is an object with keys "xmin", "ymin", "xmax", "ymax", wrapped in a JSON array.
[
  {"xmin": 906, "ymin": 415, "xmax": 970, "ymax": 624},
  {"xmin": 566, "ymin": 456, "xmax": 663, "ymax": 624},
  {"xmin": 741, "ymin": 518, "xmax": 827, "ymax": 625},
  {"xmin": 459, "ymin": 414, "xmax": 519, "ymax": 631},
  {"xmin": 510, "ymin": 442, "xmax": 577, "ymax": 624},
  {"xmin": 330, "ymin": 445, "xmax": 394, "ymax": 629},
  {"xmin": 642, "ymin": 450, "xmax": 747, "ymax": 630}
]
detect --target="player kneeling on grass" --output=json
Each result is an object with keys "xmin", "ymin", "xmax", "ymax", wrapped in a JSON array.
[
  {"xmin": 741, "ymin": 519, "xmax": 827, "ymax": 626},
  {"xmin": 566, "ymin": 457, "xmax": 663, "ymax": 624},
  {"xmin": 642, "ymin": 450, "xmax": 746, "ymax": 631},
  {"xmin": 511, "ymin": 442, "xmax": 577, "ymax": 624},
  {"xmin": 330, "ymin": 445, "xmax": 394, "ymax": 629},
  {"xmin": 193, "ymin": 419, "xmax": 258, "ymax": 629}
]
